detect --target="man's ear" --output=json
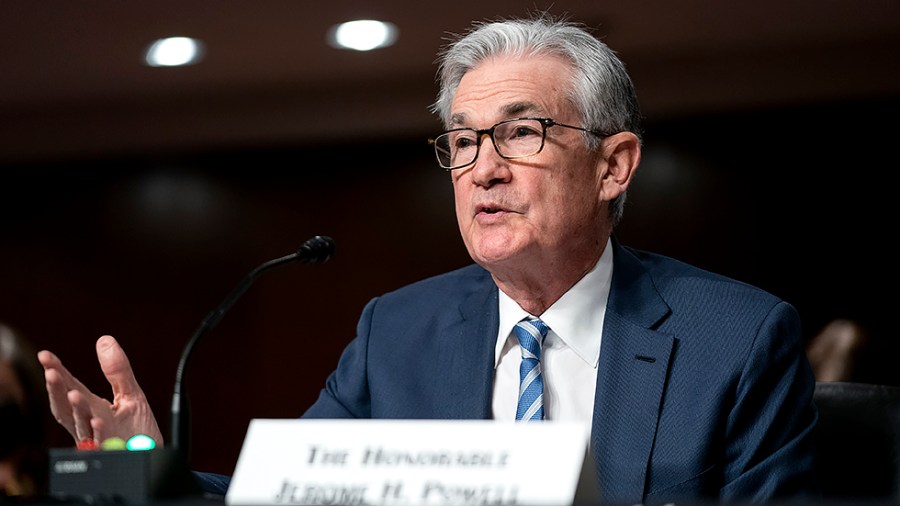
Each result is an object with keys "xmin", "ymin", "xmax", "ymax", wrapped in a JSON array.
[{"xmin": 597, "ymin": 132, "xmax": 641, "ymax": 202}]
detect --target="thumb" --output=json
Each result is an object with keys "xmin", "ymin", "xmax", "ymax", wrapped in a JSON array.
[{"xmin": 96, "ymin": 335, "xmax": 143, "ymax": 398}]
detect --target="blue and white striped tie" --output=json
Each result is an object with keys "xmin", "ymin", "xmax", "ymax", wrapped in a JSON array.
[{"xmin": 514, "ymin": 318, "xmax": 550, "ymax": 421}]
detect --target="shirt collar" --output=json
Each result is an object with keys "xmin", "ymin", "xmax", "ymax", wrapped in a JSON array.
[{"xmin": 494, "ymin": 237, "xmax": 613, "ymax": 368}]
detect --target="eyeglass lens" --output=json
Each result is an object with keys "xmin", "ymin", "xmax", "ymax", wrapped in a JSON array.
[{"xmin": 434, "ymin": 118, "xmax": 545, "ymax": 169}]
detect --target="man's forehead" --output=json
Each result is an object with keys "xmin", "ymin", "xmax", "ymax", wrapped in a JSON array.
[{"xmin": 449, "ymin": 101, "xmax": 548, "ymax": 127}]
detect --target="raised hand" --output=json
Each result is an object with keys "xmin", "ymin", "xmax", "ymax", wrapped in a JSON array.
[{"xmin": 37, "ymin": 335, "xmax": 164, "ymax": 446}]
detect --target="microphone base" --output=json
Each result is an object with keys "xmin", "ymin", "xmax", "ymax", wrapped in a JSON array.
[{"xmin": 49, "ymin": 447, "xmax": 202, "ymax": 503}]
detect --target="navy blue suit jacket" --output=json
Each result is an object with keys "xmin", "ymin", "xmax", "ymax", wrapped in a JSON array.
[{"xmin": 199, "ymin": 237, "xmax": 819, "ymax": 503}]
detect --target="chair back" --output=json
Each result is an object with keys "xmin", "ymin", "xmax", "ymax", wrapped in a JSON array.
[{"xmin": 813, "ymin": 381, "xmax": 900, "ymax": 501}]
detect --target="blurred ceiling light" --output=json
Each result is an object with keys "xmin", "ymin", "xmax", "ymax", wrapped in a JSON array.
[
  {"xmin": 144, "ymin": 36, "xmax": 204, "ymax": 67},
  {"xmin": 328, "ymin": 20, "xmax": 398, "ymax": 51}
]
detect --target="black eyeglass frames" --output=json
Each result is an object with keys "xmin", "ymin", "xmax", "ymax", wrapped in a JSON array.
[{"xmin": 428, "ymin": 117, "xmax": 611, "ymax": 170}]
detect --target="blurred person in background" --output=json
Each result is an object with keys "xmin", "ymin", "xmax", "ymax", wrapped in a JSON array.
[{"xmin": 0, "ymin": 322, "xmax": 49, "ymax": 498}]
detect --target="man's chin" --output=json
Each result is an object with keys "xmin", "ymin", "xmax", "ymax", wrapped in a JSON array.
[
  {"xmin": 470, "ymin": 247, "xmax": 522, "ymax": 271},
  {"xmin": 462, "ymin": 231, "xmax": 528, "ymax": 267}
]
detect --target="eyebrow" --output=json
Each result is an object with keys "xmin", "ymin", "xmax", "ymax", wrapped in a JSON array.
[{"xmin": 449, "ymin": 101, "xmax": 546, "ymax": 128}]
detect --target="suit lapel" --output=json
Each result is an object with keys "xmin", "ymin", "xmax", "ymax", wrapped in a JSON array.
[
  {"xmin": 434, "ymin": 269, "xmax": 498, "ymax": 419},
  {"xmin": 592, "ymin": 237, "xmax": 674, "ymax": 501}
]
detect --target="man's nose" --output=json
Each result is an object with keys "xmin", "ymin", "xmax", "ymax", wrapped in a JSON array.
[{"xmin": 470, "ymin": 134, "xmax": 511, "ymax": 187}]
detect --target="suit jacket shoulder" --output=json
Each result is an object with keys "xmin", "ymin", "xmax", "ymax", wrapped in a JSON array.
[
  {"xmin": 304, "ymin": 263, "xmax": 500, "ymax": 420},
  {"xmin": 598, "ymin": 237, "xmax": 817, "ymax": 502}
]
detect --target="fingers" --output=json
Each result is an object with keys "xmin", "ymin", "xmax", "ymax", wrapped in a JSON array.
[
  {"xmin": 36, "ymin": 349, "xmax": 58, "ymax": 369},
  {"xmin": 38, "ymin": 349, "xmax": 93, "ymax": 394},
  {"xmin": 43, "ymin": 366, "xmax": 77, "ymax": 438},
  {"xmin": 96, "ymin": 335, "xmax": 144, "ymax": 399},
  {"xmin": 91, "ymin": 417, "xmax": 107, "ymax": 443},
  {"xmin": 39, "ymin": 349, "xmax": 93, "ymax": 440},
  {"xmin": 68, "ymin": 389, "xmax": 95, "ymax": 441},
  {"xmin": 38, "ymin": 345, "xmax": 114, "ymax": 444}
]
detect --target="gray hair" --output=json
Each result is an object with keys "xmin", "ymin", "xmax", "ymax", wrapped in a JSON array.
[{"xmin": 430, "ymin": 14, "xmax": 642, "ymax": 226}]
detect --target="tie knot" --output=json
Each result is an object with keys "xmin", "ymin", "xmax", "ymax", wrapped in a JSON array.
[{"xmin": 514, "ymin": 318, "xmax": 549, "ymax": 359}]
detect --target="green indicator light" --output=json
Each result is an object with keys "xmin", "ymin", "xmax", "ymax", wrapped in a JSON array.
[
  {"xmin": 126, "ymin": 434, "xmax": 157, "ymax": 451},
  {"xmin": 101, "ymin": 437, "xmax": 127, "ymax": 451}
]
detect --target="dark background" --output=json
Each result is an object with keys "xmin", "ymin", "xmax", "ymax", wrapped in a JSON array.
[{"xmin": 1, "ymin": 1, "xmax": 898, "ymax": 478}]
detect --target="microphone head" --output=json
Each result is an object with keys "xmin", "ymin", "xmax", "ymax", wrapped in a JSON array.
[{"xmin": 297, "ymin": 235, "xmax": 335, "ymax": 264}]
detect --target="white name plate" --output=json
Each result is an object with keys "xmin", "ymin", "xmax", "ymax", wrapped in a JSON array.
[{"xmin": 226, "ymin": 419, "xmax": 595, "ymax": 506}]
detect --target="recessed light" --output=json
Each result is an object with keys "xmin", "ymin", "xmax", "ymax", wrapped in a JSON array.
[
  {"xmin": 144, "ymin": 36, "xmax": 205, "ymax": 67},
  {"xmin": 327, "ymin": 20, "xmax": 398, "ymax": 51}
]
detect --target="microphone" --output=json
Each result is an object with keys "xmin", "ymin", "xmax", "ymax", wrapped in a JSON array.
[
  {"xmin": 47, "ymin": 236, "xmax": 334, "ymax": 504},
  {"xmin": 170, "ymin": 235, "xmax": 334, "ymax": 459}
]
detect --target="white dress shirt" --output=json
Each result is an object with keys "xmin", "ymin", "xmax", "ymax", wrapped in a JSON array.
[{"xmin": 492, "ymin": 238, "xmax": 613, "ymax": 428}]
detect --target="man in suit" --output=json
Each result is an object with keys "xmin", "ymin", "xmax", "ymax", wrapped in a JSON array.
[{"xmin": 38, "ymin": 14, "xmax": 819, "ymax": 504}]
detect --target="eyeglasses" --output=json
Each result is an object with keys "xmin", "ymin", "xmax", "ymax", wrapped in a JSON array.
[{"xmin": 429, "ymin": 117, "xmax": 611, "ymax": 171}]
